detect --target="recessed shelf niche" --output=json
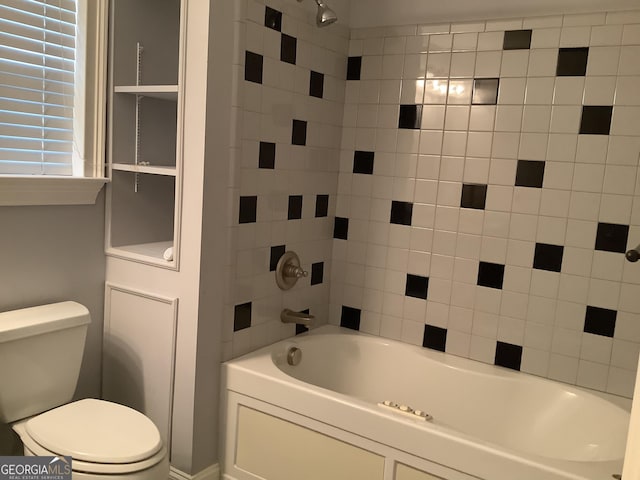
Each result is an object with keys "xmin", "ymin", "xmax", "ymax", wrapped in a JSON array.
[{"xmin": 106, "ymin": 0, "xmax": 183, "ymax": 267}]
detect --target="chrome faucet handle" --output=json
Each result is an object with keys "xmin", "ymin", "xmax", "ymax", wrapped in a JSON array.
[
  {"xmin": 275, "ymin": 251, "xmax": 308, "ymax": 290},
  {"xmin": 283, "ymin": 264, "xmax": 308, "ymax": 278},
  {"xmin": 626, "ymin": 244, "xmax": 640, "ymax": 263}
]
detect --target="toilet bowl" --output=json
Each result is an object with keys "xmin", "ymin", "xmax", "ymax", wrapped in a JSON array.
[
  {"xmin": 0, "ymin": 302, "xmax": 170, "ymax": 479},
  {"xmin": 12, "ymin": 399, "xmax": 168, "ymax": 480}
]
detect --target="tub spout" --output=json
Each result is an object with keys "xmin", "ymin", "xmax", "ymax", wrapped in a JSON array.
[{"xmin": 281, "ymin": 308, "xmax": 315, "ymax": 326}]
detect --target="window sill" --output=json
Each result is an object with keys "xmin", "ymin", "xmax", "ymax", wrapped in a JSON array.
[{"xmin": 0, "ymin": 176, "xmax": 109, "ymax": 206}]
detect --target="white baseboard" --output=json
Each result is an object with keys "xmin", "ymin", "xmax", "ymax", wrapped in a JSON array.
[{"xmin": 169, "ymin": 464, "xmax": 220, "ymax": 480}]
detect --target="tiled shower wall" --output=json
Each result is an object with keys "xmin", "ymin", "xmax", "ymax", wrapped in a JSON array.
[
  {"xmin": 330, "ymin": 11, "xmax": 640, "ymax": 397},
  {"xmin": 222, "ymin": 0, "xmax": 349, "ymax": 358}
]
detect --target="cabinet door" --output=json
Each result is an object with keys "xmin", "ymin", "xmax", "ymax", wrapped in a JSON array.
[
  {"xmin": 396, "ymin": 463, "xmax": 447, "ymax": 480},
  {"xmin": 236, "ymin": 406, "xmax": 385, "ymax": 480},
  {"xmin": 102, "ymin": 284, "xmax": 177, "ymax": 447}
]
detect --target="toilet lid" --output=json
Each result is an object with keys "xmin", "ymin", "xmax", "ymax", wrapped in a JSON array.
[{"xmin": 25, "ymin": 399, "xmax": 162, "ymax": 463}]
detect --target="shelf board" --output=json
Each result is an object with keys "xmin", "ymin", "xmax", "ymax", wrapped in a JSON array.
[
  {"xmin": 108, "ymin": 240, "xmax": 174, "ymax": 262},
  {"xmin": 111, "ymin": 163, "xmax": 177, "ymax": 176},
  {"xmin": 114, "ymin": 85, "xmax": 178, "ymax": 100}
]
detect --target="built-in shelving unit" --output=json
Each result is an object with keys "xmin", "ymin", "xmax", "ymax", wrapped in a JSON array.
[{"xmin": 105, "ymin": 0, "xmax": 184, "ymax": 268}]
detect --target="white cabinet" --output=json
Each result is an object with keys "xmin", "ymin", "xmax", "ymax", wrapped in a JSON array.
[
  {"xmin": 105, "ymin": 0, "xmax": 185, "ymax": 267},
  {"xmin": 103, "ymin": 284, "xmax": 177, "ymax": 447},
  {"xmin": 235, "ymin": 406, "xmax": 385, "ymax": 480},
  {"xmin": 103, "ymin": 0, "xmax": 223, "ymax": 472}
]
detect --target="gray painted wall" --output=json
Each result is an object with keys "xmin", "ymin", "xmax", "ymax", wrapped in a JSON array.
[{"xmin": 0, "ymin": 190, "xmax": 106, "ymax": 399}]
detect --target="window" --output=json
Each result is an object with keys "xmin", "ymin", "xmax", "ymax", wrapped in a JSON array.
[{"xmin": 0, "ymin": 0, "xmax": 108, "ymax": 205}]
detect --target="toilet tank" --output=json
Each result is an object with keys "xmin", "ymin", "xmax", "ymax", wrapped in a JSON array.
[{"xmin": 0, "ymin": 302, "xmax": 90, "ymax": 423}]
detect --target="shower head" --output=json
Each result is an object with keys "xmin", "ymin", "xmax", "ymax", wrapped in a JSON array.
[
  {"xmin": 298, "ymin": 0, "xmax": 338, "ymax": 27},
  {"xmin": 315, "ymin": 0, "xmax": 338, "ymax": 27}
]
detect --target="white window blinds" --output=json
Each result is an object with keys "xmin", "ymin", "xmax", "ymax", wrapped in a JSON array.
[{"xmin": 0, "ymin": 0, "xmax": 76, "ymax": 175}]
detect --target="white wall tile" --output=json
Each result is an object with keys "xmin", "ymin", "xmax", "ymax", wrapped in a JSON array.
[
  {"xmin": 530, "ymin": 27, "xmax": 561, "ymax": 48},
  {"xmin": 474, "ymin": 51, "xmax": 501, "ymax": 77},
  {"xmin": 572, "ymin": 163, "xmax": 604, "ymax": 192},
  {"xmin": 426, "ymin": 53, "xmax": 452, "ymax": 78},
  {"xmin": 591, "ymin": 25, "xmax": 623, "ymax": 46},
  {"xmin": 500, "ymin": 292, "xmax": 529, "ymax": 320},
  {"xmin": 495, "ymin": 106, "xmax": 523, "ymax": 132},
  {"xmin": 622, "ymin": 24, "xmax": 640, "ymax": 45},
  {"xmin": 559, "ymin": 26, "xmax": 592, "ymax": 47},
  {"xmin": 568, "ymin": 192, "xmax": 601, "ymax": 221},
  {"xmin": 587, "ymin": 46, "xmax": 621, "ymax": 76},
  {"xmin": 500, "ymin": 50, "xmax": 530, "ymax": 77},
  {"xmin": 583, "ymin": 76, "xmax": 617, "ymax": 105},
  {"xmin": 450, "ymin": 52, "xmax": 476, "ymax": 77},
  {"xmin": 405, "ymin": 35, "xmax": 430, "ymax": 54},
  {"xmin": 548, "ymin": 353, "xmax": 579, "ymax": 383},
  {"xmin": 477, "ymin": 31, "xmax": 504, "ymax": 51},
  {"xmin": 469, "ymin": 335, "xmax": 497, "ymax": 364},
  {"xmin": 527, "ymin": 49, "xmax": 558, "ymax": 77},
  {"xmin": 232, "ymin": 8, "xmax": 640, "ymax": 397},
  {"xmin": 576, "ymin": 360, "xmax": 609, "ymax": 391},
  {"xmin": 553, "ymin": 77, "xmax": 585, "ymax": 105},
  {"xmin": 498, "ymin": 77, "xmax": 527, "ymax": 104},
  {"xmin": 521, "ymin": 347, "xmax": 550, "ymax": 376},
  {"xmin": 428, "ymin": 34, "xmax": 453, "ymax": 52},
  {"xmin": 552, "ymin": 327, "xmax": 583, "ymax": 357}
]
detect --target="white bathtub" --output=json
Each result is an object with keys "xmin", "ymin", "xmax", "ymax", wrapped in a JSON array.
[{"xmin": 221, "ymin": 326, "xmax": 631, "ymax": 480}]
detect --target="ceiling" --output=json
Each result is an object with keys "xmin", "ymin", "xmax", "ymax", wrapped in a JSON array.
[{"xmin": 345, "ymin": 0, "xmax": 638, "ymax": 28}]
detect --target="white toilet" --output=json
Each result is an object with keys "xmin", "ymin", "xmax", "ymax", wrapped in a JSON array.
[{"xmin": 0, "ymin": 301, "xmax": 169, "ymax": 479}]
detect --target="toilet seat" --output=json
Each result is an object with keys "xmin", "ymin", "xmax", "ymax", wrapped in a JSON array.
[{"xmin": 19, "ymin": 399, "xmax": 166, "ymax": 475}]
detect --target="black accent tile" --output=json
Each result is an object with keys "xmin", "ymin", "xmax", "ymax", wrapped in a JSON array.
[
  {"xmin": 503, "ymin": 30, "xmax": 532, "ymax": 50},
  {"xmin": 557, "ymin": 47, "xmax": 589, "ymax": 76},
  {"xmin": 347, "ymin": 56, "xmax": 362, "ymax": 80},
  {"xmin": 595, "ymin": 223, "xmax": 629, "ymax": 253},
  {"xmin": 239, "ymin": 196, "xmax": 257, "ymax": 224},
  {"xmin": 405, "ymin": 274, "xmax": 429, "ymax": 299},
  {"xmin": 495, "ymin": 342, "xmax": 523, "ymax": 370},
  {"xmin": 461, "ymin": 184, "xmax": 487, "ymax": 210},
  {"xmin": 315, "ymin": 194, "xmax": 329, "ymax": 217},
  {"xmin": 292, "ymin": 119, "xmax": 307, "ymax": 145},
  {"xmin": 341, "ymin": 306, "xmax": 361, "ymax": 330},
  {"xmin": 264, "ymin": 6, "xmax": 282, "ymax": 31},
  {"xmin": 584, "ymin": 306, "xmax": 617, "ymax": 338},
  {"xmin": 515, "ymin": 160, "xmax": 545, "ymax": 188},
  {"xmin": 245, "ymin": 51, "xmax": 263, "ymax": 84},
  {"xmin": 311, "ymin": 262, "xmax": 324, "ymax": 285},
  {"xmin": 579, "ymin": 106, "xmax": 613, "ymax": 135},
  {"xmin": 472, "ymin": 78, "xmax": 499, "ymax": 105},
  {"xmin": 334, "ymin": 217, "xmax": 349, "ymax": 240},
  {"xmin": 233, "ymin": 302, "xmax": 252, "ymax": 332},
  {"xmin": 353, "ymin": 150, "xmax": 375, "ymax": 174},
  {"xmin": 281, "ymin": 33, "xmax": 297, "ymax": 65},
  {"xmin": 533, "ymin": 243, "xmax": 564, "ymax": 272},
  {"xmin": 288, "ymin": 195, "xmax": 303, "ymax": 220},
  {"xmin": 269, "ymin": 245, "xmax": 286, "ymax": 271},
  {"xmin": 309, "ymin": 71, "xmax": 324, "ymax": 98},
  {"xmin": 390, "ymin": 201, "xmax": 413, "ymax": 226},
  {"xmin": 423, "ymin": 325, "xmax": 447, "ymax": 352},
  {"xmin": 477, "ymin": 262, "xmax": 505, "ymax": 289},
  {"xmin": 398, "ymin": 105, "xmax": 422, "ymax": 129},
  {"xmin": 259, "ymin": 141, "xmax": 276, "ymax": 169}
]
